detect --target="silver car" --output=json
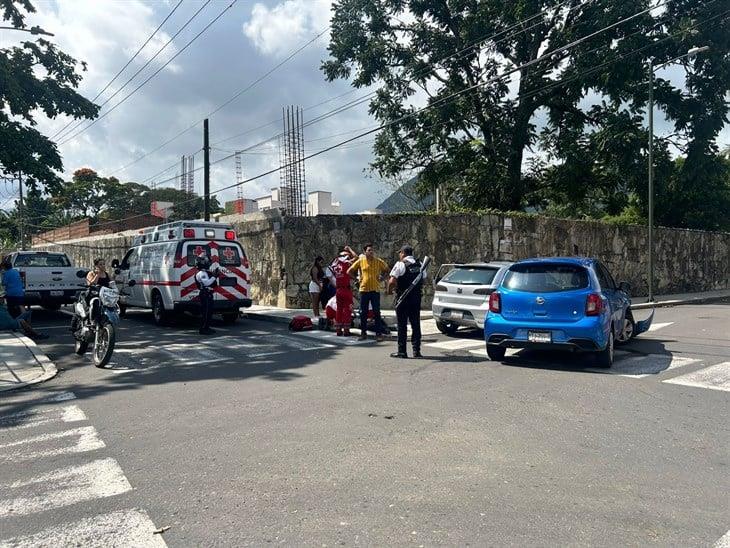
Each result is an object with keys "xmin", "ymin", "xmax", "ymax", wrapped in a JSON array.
[{"xmin": 432, "ymin": 261, "xmax": 513, "ymax": 335}]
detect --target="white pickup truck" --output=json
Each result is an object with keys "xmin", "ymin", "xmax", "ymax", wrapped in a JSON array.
[{"xmin": 5, "ymin": 251, "xmax": 80, "ymax": 309}]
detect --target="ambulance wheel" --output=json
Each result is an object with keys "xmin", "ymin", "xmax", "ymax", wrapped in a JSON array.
[
  {"xmin": 152, "ymin": 292, "xmax": 171, "ymax": 326},
  {"xmin": 222, "ymin": 312, "xmax": 239, "ymax": 324}
]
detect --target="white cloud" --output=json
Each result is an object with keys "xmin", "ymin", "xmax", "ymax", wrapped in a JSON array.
[{"xmin": 243, "ymin": 0, "xmax": 332, "ymax": 58}]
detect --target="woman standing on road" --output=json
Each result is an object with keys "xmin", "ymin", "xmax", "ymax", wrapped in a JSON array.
[{"xmin": 309, "ymin": 256, "xmax": 326, "ymax": 318}]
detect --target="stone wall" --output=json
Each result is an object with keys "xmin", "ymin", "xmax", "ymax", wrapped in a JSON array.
[{"xmin": 32, "ymin": 211, "xmax": 730, "ymax": 309}]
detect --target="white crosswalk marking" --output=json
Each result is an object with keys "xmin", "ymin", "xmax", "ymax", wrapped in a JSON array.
[
  {"xmin": 0, "ymin": 509, "xmax": 167, "ymax": 548},
  {"xmin": 0, "ymin": 426, "xmax": 105, "ymax": 462},
  {"xmin": 469, "ymin": 347, "xmax": 520, "ymax": 358},
  {"xmin": 663, "ymin": 362, "xmax": 730, "ymax": 392},
  {"xmin": 425, "ymin": 339, "xmax": 484, "ymax": 351},
  {"xmin": 0, "ymin": 458, "xmax": 132, "ymax": 517},
  {"xmin": 608, "ymin": 355, "xmax": 701, "ymax": 379},
  {"xmin": 648, "ymin": 321, "xmax": 674, "ymax": 332},
  {"xmin": 714, "ymin": 529, "xmax": 730, "ymax": 548},
  {"xmin": 0, "ymin": 404, "xmax": 87, "ymax": 430}
]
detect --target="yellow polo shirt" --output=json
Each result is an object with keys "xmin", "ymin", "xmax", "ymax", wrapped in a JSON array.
[{"xmin": 348, "ymin": 256, "xmax": 389, "ymax": 293}]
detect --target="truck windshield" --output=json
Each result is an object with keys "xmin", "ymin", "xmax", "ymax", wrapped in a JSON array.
[
  {"xmin": 14, "ymin": 253, "xmax": 71, "ymax": 267},
  {"xmin": 442, "ymin": 267, "xmax": 499, "ymax": 286},
  {"xmin": 503, "ymin": 263, "xmax": 589, "ymax": 292}
]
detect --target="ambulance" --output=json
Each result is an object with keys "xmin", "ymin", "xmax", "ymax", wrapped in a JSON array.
[{"xmin": 112, "ymin": 221, "xmax": 252, "ymax": 326}]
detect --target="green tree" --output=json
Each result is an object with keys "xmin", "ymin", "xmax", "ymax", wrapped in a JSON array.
[
  {"xmin": 323, "ymin": 0, "xmax": 656, "ymax": 210},
  {"xmin": 0, "ymin": 0, "xmax": 98, "ymax": 190}
]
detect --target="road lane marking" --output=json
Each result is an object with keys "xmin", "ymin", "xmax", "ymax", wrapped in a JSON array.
[
  {"xmin": 0, "ymin": 391, "xmax": 76, "ymax": 407},
  {"xmin": 426, "ymin": 339, "xmax": 484, "ymax": 351},
  {"xmin": 648, "ymin": 321, "xmax": 674, "ymax": 332},
  {"xmin": 714, "ymin": 529, "xmax": 730, "ymax": 548},
  {"xmin": 469, "ymin": 348, "xmax": 521, "ymax": 358},
  {"xmin": 0, "ymin": 458, "xmax": 132, "ymax": 517},
  {"xmin": 0, "ymin": 426, "xmax": 105, "ymax": 462},
  {"xmin": 663, "ymin": 362, "xmax": 730, "ymax": 392},
  {"xmin": 0, "ymin": 404, "xmax": 87, "ymax": 430},
  {"xmin": 0, "ymin": 508, "xmax": 167, "ymax": 548},
  {"xmin": 609, "ymin": 355, "xmax": 701, "ymax": 378}
]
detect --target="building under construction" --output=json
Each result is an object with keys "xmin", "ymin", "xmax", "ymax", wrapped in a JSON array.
[{"xmin": 279, "ymin": 106, "xmax": 307, "ymax": 216}]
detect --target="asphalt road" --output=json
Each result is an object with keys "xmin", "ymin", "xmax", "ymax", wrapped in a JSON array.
[{"xmin": 1, "ymin": 303, "xmax": 728, "ymax": 546}]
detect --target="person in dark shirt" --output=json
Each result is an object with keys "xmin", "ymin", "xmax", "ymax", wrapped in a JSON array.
[
  {"xmin": 1, "ymin": 256, "xmax": 25, "ymax": 319},
  {"xmin": 387, "ymin": 244, "xmax": 424, "ymax": 359}
]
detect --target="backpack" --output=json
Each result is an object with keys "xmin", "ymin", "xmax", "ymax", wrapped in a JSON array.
[{"xmin": 288, "ymin": 315, "xmax": 313, "ymax": 332}]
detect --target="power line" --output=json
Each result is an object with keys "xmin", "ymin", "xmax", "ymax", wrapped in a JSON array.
[
  {"xmin": 105, "ymin": 27, "xmax": 329, "ymax": 178},
  {"xmin": 32, "ymin": 5, "xmax": 724, "ymax": 237},
  {"xmin": 49, "ymin": 0, "xmax": 185, "ymax": 141},
  {"xmin": 104, "ymin": 0, "xmax": 577, "ymax": 177},
  {"xmin": 57, "ymin": 0, "xmax": 234, "ymax": 146}
]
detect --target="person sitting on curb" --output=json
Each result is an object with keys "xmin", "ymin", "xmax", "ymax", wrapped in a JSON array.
[{"xmin": 0, "ymin": 293, "xmax": 48, "ymax": 340}]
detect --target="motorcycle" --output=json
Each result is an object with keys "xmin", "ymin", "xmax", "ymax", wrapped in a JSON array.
[{"xmin": 71, "ymin": 270, "xmax": 136, "ymax": 368}]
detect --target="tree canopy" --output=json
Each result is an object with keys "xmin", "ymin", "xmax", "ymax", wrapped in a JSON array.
[
  {"xmin": 0, "ymin": 0, "xmax": 98, "ymax": 191},
  {"xmin": 323, "ymin": 0, "xmax": 730, "ymax": 229}
]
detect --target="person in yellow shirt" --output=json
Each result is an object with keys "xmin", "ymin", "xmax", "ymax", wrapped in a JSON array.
[{"xmin": 348, "ymin": 244, "xmax": 390, "ymax": 341}]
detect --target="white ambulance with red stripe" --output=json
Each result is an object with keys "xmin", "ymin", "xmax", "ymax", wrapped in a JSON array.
[{"xmin": 113, "ymin": 221, "xmax": 252, "ymax": 326}]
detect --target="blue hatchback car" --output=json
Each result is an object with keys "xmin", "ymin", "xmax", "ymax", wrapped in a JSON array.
[{"xmin": 484, "ymin": 257, "xmax": 646, "ymax": 368}]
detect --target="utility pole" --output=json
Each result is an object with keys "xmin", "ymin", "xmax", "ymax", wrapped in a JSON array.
[
  {"xmin": 203, "ymin": 118, "xmax": 210, "ymax": 221},
  {"xmin": 17, "ymin": 172, "xmax": 25, "ymax": 250},
  {"xmin": 647, "ymin": 61, "xmax": 654, "ymax": 302}
]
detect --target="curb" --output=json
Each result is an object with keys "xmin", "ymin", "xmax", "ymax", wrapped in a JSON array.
[
  {"xmin": 631, "ymin": 294, "xmax": 730, "ymax": 310},
  {"xmin": 0, "ymin": 334, "xmax": 58, "ymax": 393}
]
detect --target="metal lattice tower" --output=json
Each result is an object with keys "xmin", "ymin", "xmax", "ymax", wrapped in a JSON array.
[
  {"xmin": 235, "ymin": 151, "xmax": 243, "ymax": 200},
  {"xmin": 187, "ymin": 155, "xmax": 195, "ymax": 194},
  {"xmin": 280, "ymin": 106, "xmax": 306, "ymax": 216},
  {"xmin": 180, "ymin": 156, "xmax": 187, "ymax": 192}
]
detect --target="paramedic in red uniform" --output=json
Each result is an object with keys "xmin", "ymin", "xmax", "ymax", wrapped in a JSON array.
[
  {"xmin": 195, "ymin": 255, "xmax": 218, "ymax": 335},
  {"xmin": 329, "ymin": 246, "xmax": 357, "ymax": 336}
]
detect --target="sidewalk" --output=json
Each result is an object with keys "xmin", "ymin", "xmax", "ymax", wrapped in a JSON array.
[
  {"xmin": 630, "ymin": 288, "xmax": 730, "ymax": 310},
  {"xmin": 0, "ymin": 332, "xmax": 57, "ymax": 392}
]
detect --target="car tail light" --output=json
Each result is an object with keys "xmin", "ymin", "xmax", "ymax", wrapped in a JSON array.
[
  {"xmin": 474, "ymin": 287, "xmax": 493, "ymax": 295},
  {"xmin": 225, "ymin": 230, "xmax": 235, "ymax": 240},
  {"xmin": 489, "ymin": 292, "xmax": 501, "ymax": 313},
  {"xmin": 586, "ymin": 293, "xmax": 603, "ymax": 316},
  {"xmin": 183, "ymin": 228, "xmax": 195, "ymax": 238},
  {"xmin": 434, "ymin": 284, "xmax": 447, "ymax": 292}
]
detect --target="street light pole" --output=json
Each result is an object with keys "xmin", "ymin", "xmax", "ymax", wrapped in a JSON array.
[
  {"xmin": 646, "ymin": 46, "xmax": 708, "ymax": 302},
  {"xmin": 648, "ymin": 60, "xmax": 654, "ymax": 302}
]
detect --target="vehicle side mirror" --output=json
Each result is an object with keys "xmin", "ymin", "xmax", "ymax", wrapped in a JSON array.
[
  {"xmin": 111, "ymin": 259, "xmax": 120, "ymax": 269},
  {"xmin": 618, "ymin": 281, "xmax": 631, "ymax": 294},
  {"xmin": 76, "ymin": 269, "xmax": 88, "ymax": 278},
  {"xmin": 127, "ymin": 279, "xmax": 136, "ymax": 287}
]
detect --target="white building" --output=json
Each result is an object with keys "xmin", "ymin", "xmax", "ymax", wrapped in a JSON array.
[
  {"xmin": 255, "ymin": 187, "xmax": 291, "ymax": 211},
  {"xmin": 307, "ymin": 190, "xmax": 342, "ymax": 216}
]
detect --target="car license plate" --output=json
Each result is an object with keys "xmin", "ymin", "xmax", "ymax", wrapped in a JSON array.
[
  {"xmin": 528, "ymin": 331, "xmax": 552, "ymax": 343},
  {"xmin": 50, "ymin": 290, "xmax": 63, "ymax": 297}
]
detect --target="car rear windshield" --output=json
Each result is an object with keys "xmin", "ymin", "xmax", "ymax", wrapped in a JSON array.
[
  {"xmin": 13, "ymin": 253, "xmax": 70, "ymax": 267},
  {"xmin": 442, "ymin": 266, "xmax": 499, "ymax": 286},
  {"xmin": 503, "ymin": 263, "xmax": 589, "ymax": 292}
]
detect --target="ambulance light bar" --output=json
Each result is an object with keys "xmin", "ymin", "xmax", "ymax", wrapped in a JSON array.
[
  {"xmin": 204, "ymin": 229, "xmax": 215, "ymax": 239},
  {"xmin": 225, "ymin": 230, "xmax": 235, "ymax": 240}
]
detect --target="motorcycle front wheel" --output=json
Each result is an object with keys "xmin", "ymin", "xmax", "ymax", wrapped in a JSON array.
[{"xmin": 93, "ymin": 322, "xmax": 116, "ymax": 368}]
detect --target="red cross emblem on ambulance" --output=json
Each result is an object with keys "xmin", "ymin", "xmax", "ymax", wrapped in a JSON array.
[
  {"xmin": 222, "ymin": 247, "xmax": 235, "ymax": 261},
  {"xmin": 194, "ymin": 245, "xmax": 205, "ymax": 256}
]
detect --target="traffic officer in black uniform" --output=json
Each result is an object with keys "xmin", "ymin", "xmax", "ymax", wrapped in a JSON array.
[
  {"xmin": 387, "ymin": 244, "xmax": 423, "ymax": 358},
  {"xmin": 195, "ymin": 255, "xmax": 219, "ymax": 335}
]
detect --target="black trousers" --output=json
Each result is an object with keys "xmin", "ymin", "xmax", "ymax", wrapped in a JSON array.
[
  {"xmin": 5, "ymin": 296, "xmax": 24, "ymax": 319},
  {"xmin": 200, "ymin": 288, "xmax": 213, "ymax": 332},
  {"xmin": 396, "ymin": 299, "xmax": 421, "ymax": 354}
]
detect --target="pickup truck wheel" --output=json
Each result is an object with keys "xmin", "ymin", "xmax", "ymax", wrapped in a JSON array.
[
  {"xmin": 152, "ymin": 292, "xmax": 170, "ymax": 326},
  {"xmin": 222, "ymin": 312, "xmax": 239, "ymax": 324},
  {"xmin": 596, "ymin": 331, "xmax": 614, "ymax": 368},
  {"xmin": 436, "ymin": 320, "xmax": 458, "ymax": 336},
  {"xmin": 486, "ymin": 344, "xmax": 506, "ymax": 361}
]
